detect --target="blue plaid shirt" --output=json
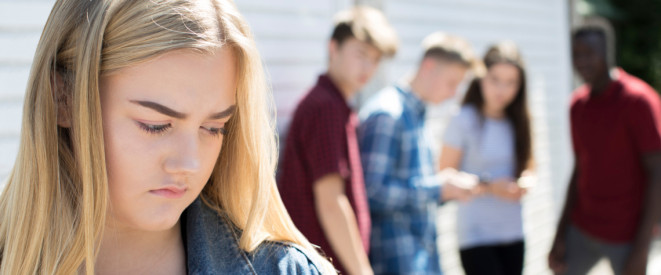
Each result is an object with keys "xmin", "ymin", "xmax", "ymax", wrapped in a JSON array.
[{"xmin": 358, "ymin": 85, "xmax": 444, "ymax": 275}]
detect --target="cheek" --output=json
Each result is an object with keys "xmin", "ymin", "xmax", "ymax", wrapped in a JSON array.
[
  {"xmin": 199, "ymin": 140, "xmax": 222, "ymax": 178},
  {"xmin": 481, "ymin": 79, "xmax": 497, "ymax": 97},
  {"xmin": 103, "ymin": 118, "xmax": 157, "ymax": 195},
  {"xmin": 504, "ymin": 87, "xmax": 519, "ymax": 103}
]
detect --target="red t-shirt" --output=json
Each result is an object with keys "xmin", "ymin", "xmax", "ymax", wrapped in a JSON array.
[
  {"xmin": 278, "ymin": 75, "xmax": 370, "ymax": 273},
  {"xmin": 570, "ymin": 68, "xmax": 661, "ymax": 242}
]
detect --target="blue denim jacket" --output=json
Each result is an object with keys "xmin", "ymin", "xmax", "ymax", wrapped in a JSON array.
[{"xmin": 184, "ymin": 198, "xmax": 324, "ymax": 274}]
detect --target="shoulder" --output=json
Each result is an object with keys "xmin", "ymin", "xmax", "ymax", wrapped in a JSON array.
[
  {"xmin": 184, "ymin": 199, "xmax": 329, "ymax": 274},
  {"xmin": 298, "ymin": 86, "xmax": 343, "ymax": 112},
  {"xmin": 289, "ymin": 87, "xmax": 348, "ymax": 133},
  {"xmin": 455, "ymin": 105, "xmax": 480, "ymax": 122},
  {"xmin": 620, "ymin": 73, "xmax": 660, "ymax": 107},
  {"xmin": 359, "ymin": 86, "xmax": 405, "ymax": 123},
  {"xmin": 249, "ymin": 241, "xmax": 327, "ymax": 275},
  {"xmin": 570, "ymin": 85, "xmax": 590, "ymax": 108},
  {"xmin": 447, "ymin": 105, "xmax": 480, "ymax": 129}
]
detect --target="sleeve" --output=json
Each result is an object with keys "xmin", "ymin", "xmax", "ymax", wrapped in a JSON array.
[
  {"xmin": 251, "ymin": 242, "xmax": 328, "ymax": 275},
  {"xmin": 628, "ymin": 94, "xmax": 661, "ymax": 154},
  {"xmin": 358, "ymin": 112, "xmax": 443, "ymax": 214},
  {"xmin": 443, "ymin": 108, "xmax": 467, "ymax": 150},
  {"xmin": 301, "ymin": 104, "xmax": 351, "ymax": 183}
]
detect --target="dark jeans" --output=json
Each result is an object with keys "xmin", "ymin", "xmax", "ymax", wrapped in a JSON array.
[{"xmin": 459, "ymin": 241, "xmax": 525, "ymax": 275}]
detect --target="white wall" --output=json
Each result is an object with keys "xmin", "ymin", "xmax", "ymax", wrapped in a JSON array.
[
  {"xmin": 0, "ymin": 1, "xmax": 573, "ymax": 274},
  {"xmin": 0, "ymin": 0, "xmax": 54, "ymax": 183},
  {"xmin": 236, "ymin": 0, "xmax": 353, "ymax": 134}
]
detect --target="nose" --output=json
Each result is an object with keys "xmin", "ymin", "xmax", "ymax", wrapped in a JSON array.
[{"xmin": 163, "ymin": 132, "xmax": 201, "ymax": 175}]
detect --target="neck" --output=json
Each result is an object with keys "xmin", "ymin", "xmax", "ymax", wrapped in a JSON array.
[
  {"xmin": 327, "ymin": 69, "xmax": 355, "ymax": 101},
  {"xmin": 96, "ymin": 221, "xmax": 186, "ymax": 275},
  {"xmin": 482, "ymin": 104, "xmax": 505, "ymax": 119},
  {"xmin": 590, "ymin": 69, "xmax": 615, "ymax": 96}
]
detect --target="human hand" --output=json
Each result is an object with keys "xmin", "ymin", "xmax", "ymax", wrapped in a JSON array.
[
  {"xmin": 489, "ymin": 178, "xmax": 527, "ymax": 201},
  {"xmin": 548, "ymin": 236, "xmax": 567, "ymax": 275},
  {"xmin": 622, "ymin": 249, "xmax": 648, "ymax": 275},
  {"xmin": 441, "ymin": 170, "xmax": 479, "ymax": 202}
]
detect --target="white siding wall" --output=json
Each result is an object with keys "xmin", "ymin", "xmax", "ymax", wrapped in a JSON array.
[
  {"xmin": 236, "ymin": 0, "xmax": 353, "ymax": 134},
  {"xmin": 0, "ymin": 1, "xmax": 573, "ymax": 274},
  {"xmin": 0, "ymin": 0, "xmax": 54, "ymax": 184}
]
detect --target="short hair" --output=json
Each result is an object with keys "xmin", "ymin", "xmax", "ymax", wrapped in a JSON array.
[
  {"xmin": 572, "ymin": 17, "xmax": 616, "ymax": 68},
  {"xmin": 330, "ymin": 6, "xmax": 399, "ymax": 57},
  {"xmin": 421, "ymin": 32, "xmax": 477, "ymax": 70}
]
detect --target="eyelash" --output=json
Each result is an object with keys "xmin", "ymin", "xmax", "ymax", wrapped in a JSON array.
[{"xmin": 137, "ymin": 122, "xmax": 226, "ymax": 137}]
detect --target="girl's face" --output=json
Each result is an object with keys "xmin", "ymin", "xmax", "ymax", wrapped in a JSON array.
[
  {"xmin": 100, "ymin": 48, "xmax": 237, "ymax": 232},
  {"xmin": 480, "ymin": 63, "xmax": 521, "ymax": 112}
]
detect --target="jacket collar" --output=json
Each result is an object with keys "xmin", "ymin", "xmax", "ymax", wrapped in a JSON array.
[{"xmin": 183, "ymin": 197, "xmax": 256, "ymax": 274}]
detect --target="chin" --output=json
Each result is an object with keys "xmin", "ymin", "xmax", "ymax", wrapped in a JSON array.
[
  {"xmin": 139, "ymin": 214, "xmax": 183, "ymax": 232},
  {"xmin": 134, "ymin": 203, "xmax": 188, "ymax": 232}
]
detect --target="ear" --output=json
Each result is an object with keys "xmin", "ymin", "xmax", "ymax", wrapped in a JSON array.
[
  {"xmin": 52, "ymin": 71, "xmax": 72, "ymax": 128},
  {"xmin": 420, "ymin": 57, "xmax": 437, "ymax": 74},
  {"xmin": 328, "ymin": 40, "xmax": 339, "ymax": 60}
]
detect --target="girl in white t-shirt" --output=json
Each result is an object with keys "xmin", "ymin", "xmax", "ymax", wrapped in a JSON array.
[{"xmin": 439, "ymin": 41, "xmax": 534, "ymax": 275}]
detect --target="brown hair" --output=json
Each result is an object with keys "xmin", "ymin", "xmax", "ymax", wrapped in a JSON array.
[
  {"xmin": 462, "ymin": 41, "xmax": 533, "ymax": 177},
  {"xmin": 420, "ymin": 32, "xmax": 478, "ymax": 70},
  {"xmin": 330, "ymin": 6, "xmax": 398, "ymax": 57}
]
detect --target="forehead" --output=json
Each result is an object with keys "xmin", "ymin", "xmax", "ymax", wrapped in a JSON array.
[
  {"xmin": 573, "ymin": 33, "xmax": 606, "ymax": 52},
  {"xmin": 100, "ymin": 48, "xmax": 237, "ymax": 112},
  {"xmin": 488, "ymin": 62, "xmax": 519, "ymax": 75},
  {"xmin": 340, "ymin": 37, "xmax": 380, "ymax": 54}
]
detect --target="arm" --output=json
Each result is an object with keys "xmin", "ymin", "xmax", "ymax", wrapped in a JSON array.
[
  {"xmin": 439, "ymin": 145, "xmax": 462, "ymax": 170},
  {"xmin": 622, "ymin": 95, "xmax": 661, "ymax": 275},
  {"xmin": 313, "ymin": 174, "xmax": 372, "ymax": 275},
  {"xmin": 439, "ymin": 145, "xmax": 524, "ymax": 201},
  {"xmin": 548, "ymin": 164, "xmax": 579, "ymax": 274},
  {"xmin": 623, "ymin": 152, "xmax": 661, "ymax": 275},
  {"xmin": 359, "ymin": 113, "xmax": 443, "ymax": 213}
]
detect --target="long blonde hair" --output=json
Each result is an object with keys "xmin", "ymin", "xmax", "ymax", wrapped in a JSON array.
[{"xmin": 0, "ymin": 0, "xmax": 334, "ymax": 274}]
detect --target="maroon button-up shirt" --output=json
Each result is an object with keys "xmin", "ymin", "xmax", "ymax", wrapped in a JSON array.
[{"xmin": 278, "ymin": 74, "xmax": 371, "ymax": 274}]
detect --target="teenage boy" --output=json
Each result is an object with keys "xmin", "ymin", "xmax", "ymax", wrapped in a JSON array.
[
  {"xmin": 358, "ymin": 32, "xmax": 480, "ymax": 274},
  {"xmin": 549, "ymin": 25, "xmax": 661, "ymax": 275},
  {"xmin": 278, "ymin": 6, "xmax": 398, "ymax": 275}
]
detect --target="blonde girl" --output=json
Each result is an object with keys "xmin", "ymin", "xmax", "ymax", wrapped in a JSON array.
[{"xmin": 0, "ymin": 0, "xmax": 335, "ymax": 274}]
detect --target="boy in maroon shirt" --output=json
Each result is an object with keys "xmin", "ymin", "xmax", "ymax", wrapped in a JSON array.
[
  {"xmin": 277, "ymin": 7, "xmax": 398, "ymax": 275},
  {"xmin": 549, "ymin": 25, "xmax": 661, "ymax": 275}
]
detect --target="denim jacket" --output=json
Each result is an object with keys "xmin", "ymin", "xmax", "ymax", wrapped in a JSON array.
[{"xmin": 184, "ymin": 198, "xmax": 324, "ymax": 274}]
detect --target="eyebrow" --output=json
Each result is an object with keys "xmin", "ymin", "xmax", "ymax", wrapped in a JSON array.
[{"xmin": 130, "ymin": 100, "xmax": 236, "ymax": 120}]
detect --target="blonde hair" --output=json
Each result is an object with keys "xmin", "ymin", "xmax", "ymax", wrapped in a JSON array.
[
  {"xmin": 420, "ymin": 32, "xmax": 479, "ymax": 72},
  {"xmin": 0, "ymin": 0, "xmax": 334, "ymax": 274},
  {"xmin": 331, "ymin": 6, "xmax": 399, "ymax": 57}
]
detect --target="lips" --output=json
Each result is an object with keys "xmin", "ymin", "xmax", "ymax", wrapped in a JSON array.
[{"xmin": 149, "ymin": 186, "xmax": 187, "ymax": 199}]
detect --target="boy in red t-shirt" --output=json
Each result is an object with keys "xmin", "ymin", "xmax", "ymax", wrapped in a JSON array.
[{"xmin": 549, "ymin": 25, "xmax": 661, "ymax": 275}]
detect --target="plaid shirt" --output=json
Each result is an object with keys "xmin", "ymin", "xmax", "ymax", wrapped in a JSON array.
[{"xmin": 358, "ymin": 85, "xmax": 444, "ymax": 275}]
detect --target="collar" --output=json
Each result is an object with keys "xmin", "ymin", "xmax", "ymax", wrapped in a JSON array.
[
  {"xmin": 587, "ymin": 67, "xmax": 626, "ymax": 100},
  {"xmin": 317, "ymin": 74, "xmax": 351, "ymax": 111},
  {"xmin": 394, "ymin": 84, "xmax": 427, "ymax": 119},
  {"xmin": 183, "ymin": 198, "xmax": 256, "ymax": 274}
]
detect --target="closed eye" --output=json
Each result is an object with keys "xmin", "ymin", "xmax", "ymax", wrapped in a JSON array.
[
  {"xmin": 137, "ymin": 122, "xmax": 171, "ymax": 135},
  {"xmin": 202, "ymin": 126, "xmax": 227, "ymax": 137}
]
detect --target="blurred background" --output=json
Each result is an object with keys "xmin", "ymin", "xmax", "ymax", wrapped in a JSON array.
[{"xmin": 0, "ymin": 0, "xmax": 659, "ymax": 274}]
